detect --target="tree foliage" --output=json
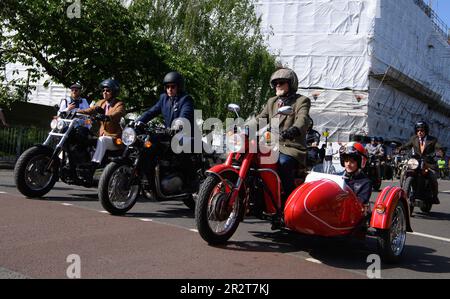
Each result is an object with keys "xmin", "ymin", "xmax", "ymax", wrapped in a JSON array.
[{"xmin": 0, "ymin": 0, "xmax": 276, "ymax": 119}]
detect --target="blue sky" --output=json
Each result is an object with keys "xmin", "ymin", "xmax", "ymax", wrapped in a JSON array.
[{"xmin": 433, "ymin": 0, "xmax": 450, "ymax": 28}]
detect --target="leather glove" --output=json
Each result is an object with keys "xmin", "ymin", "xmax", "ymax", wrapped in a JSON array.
[
  {"xmin": 95, "ymin": 106, "xmax": 105, "ymax": 114},
  {"xmin": 281, "ymin": 127, "xmax": 300, "ymax": 140},
  {"xmin": 95, "ymin": 114, "xmax": 110, "ymax": 122}
]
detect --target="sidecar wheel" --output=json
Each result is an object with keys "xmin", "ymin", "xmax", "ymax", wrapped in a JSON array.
[
  {"xmin": 195, "ymin": 174, "xmax": 241, "ymax": 245},
  {"xmin": 377, "ymin": 201, "xmax": 407, "ymax": 263},
  {"xmin": 14, "ymin": 146, "xmax": 59, "ymax": 198},
  {"xmin": 98, "ymin": 162, "xmax": 139, "ymax": 215}
]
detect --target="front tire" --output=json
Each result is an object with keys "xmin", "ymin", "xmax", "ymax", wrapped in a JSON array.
[
  {"xmin": 377, "ymin": 201, "xmax": 407, "ymax": 263},
  {"xmin": 402, "ymin": 177, "xmax": 414, "ymax": 216},
  {"xmin": 14, "ymin": 146, "xmax": 59, "ymax": 198},
  {"xmin": 420, "ymin": 202, "xmax": 432, "ymax": 213},
  {"xmin": 98, "ymin": 162, "xmax": 139, "ymax": 215},
  {"xmin": 195, "ymin": 175, "xmax": 242, "ymax": 245}
]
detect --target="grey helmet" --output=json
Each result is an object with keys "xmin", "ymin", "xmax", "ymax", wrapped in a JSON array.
[
  {"xmin": 70, "ymin": 82, "xmax": 83, "ymax": 90},
  {"xmin": 99, "ymin": 79, "xmax": 120, "ymax": 97},
  {"xmin": 270, "ymin": 68, "xmax": 299, "ymax": 93},
  {"xmin": 163, "ymin": 71, "xmax": 184, "ymax": 93}
]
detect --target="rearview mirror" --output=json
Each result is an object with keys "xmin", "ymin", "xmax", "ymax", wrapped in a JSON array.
[{"xmin": 227, "ymin": 103, "xmax": 240, "ymax": 113}]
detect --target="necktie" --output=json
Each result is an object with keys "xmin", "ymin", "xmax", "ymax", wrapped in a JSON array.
[
  {"xmin": 420, "ymin": 138, "xmax": 425, "ymax": 153},
  {"xmin": 105, "ymin": 102, "xmax": 110, "ymax": 115}
]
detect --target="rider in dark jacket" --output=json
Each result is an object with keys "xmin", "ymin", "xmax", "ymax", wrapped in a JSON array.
[
  {"xmin": 137, "ymin": 71, "xmax": 194, "ymax": 134},
  {"xmin": 340, "ymin": 142, "xmax": 372, "ymax": 210},
  {"xmin": 397, "ymin": 120, "xmax": 442, "ymax": 204}
]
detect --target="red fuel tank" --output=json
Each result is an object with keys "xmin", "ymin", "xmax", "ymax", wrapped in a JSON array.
[{"xmin": 284, "ymin": 177, "xmax": 365, "ymax": 237}]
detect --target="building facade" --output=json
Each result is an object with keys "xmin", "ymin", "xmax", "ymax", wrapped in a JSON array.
[{"xmin": 256, "ymin": 0, "xmax": 450, "ymax": 148}]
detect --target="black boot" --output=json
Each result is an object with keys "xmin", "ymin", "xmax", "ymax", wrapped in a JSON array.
[{"xmin": 432, "ymin": 196, "xmax": 440, "ymax": 204}]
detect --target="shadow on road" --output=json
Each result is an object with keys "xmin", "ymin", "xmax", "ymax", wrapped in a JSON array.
[
  {"xmin": 216, "ymin": 229, "xmax": 450, "ymax": 275},
  {"xmin": 40, "ymin": 195, "xmax": 99, "ymax": 202},
  {"xmin": 411, "ymin": 211, "xmax": 450, "ymax": 221},
  {"xmin": 126, "ymin": 205, "xmax": 194, "ymax": 219}
]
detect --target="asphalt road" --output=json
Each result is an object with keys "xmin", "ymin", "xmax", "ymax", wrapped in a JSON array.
[{"xmin": 0, "ymin": 169, "xmax": 449, "ymax": 279}]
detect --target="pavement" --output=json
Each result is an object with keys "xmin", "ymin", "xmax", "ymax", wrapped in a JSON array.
[{"xmin": 0, "ymin": 169, "xmax": 449, "ymax": 280}]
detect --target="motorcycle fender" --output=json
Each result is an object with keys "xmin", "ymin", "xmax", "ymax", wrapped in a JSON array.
[
  {"xmin": 370, "ymin": 186, "xmax": 413, "ymax": 232},
  {"xmin": 206, "ymin": 165, "xmax": 240, "ymax": 180},
  {"xmin": 109, "ymin": 156, "xmax": 132, "ymax": 165}
]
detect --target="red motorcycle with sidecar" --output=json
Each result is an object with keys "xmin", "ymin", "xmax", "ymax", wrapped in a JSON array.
[{"xmin": 195, "ymin": 104, "xmax": 412, "ymax": 263}]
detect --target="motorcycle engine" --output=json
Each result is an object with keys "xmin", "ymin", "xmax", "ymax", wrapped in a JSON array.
[{"xmin": 161, "ymin": 174, "xmax": 184, "ymax": 195}]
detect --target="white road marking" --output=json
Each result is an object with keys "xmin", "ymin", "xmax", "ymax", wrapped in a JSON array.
[
  {"xmin": 408, "ymin": 232, "xmax": 450, "ymax": 243},
  {"xmin": 0, "ymin": 191, "xmax": 7, "ymax": 194},
  {"xmin": 98, "ymin": 210, "xmax": 109, "ymax": 214},
  {"xmin": 139, "ymin": 218, "xmax": 153, "ymax": 222},
  {"xmin": 189, "ymin": 229, "xmax": 198, "ymax": 233},
  {"xmin": 441, "ymin": 190, "xmax": 450, "ymax": 193},
  {"xmin": 305, "ymin": 258, "xmax": 322, "ymax": 264},
  {"xmin": 61, "ymin": 203, "xmax": 73, "ymax": 206}
]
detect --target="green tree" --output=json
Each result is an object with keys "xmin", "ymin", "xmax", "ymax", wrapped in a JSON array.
[{"xmin": 1, "ymin": 0, "xmax": 276, "ymax": 119}]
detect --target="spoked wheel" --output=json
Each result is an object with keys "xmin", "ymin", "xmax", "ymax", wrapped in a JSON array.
[
  {"xmin": 14, "ymin": 146, "xmax": 59, "ymax": 198},
  {"xmin": 98, "ymin": 162, "xmax": 139, "ymax": 215},
  {"xmin": 377, "ymin": 201, "xmax": 407, "ymax": 263},
  {"xmin": 195, "ymin": 174, "xmax": 242, "ymax": 245}
]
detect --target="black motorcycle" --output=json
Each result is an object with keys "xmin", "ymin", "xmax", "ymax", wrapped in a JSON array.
[
  {"xmin": 365, "ymin": 155, "xmax": 382, "ymax": 191},
  {"xmin": 98, "ymin": 120, "xmax": 216, "ymax": 215},
  {"xmin": 401, "ymin": 154, "xmax": 435, "ymax": 215},
  {"xmin": 393, "ymin": 154, "xmax": 407, "ymax": 179},
  {"xmin": 14, "ymin": 110, "xmax": 123, "ymax": 198}
]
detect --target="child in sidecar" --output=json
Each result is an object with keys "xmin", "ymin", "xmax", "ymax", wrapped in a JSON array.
[{"xmin": 339, "ymin": 142, "xmax": 372, "ymax": 215}]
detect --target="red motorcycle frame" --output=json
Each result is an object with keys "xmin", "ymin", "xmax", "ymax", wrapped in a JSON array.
[{"xmin": 195, "ymin": 104, "xmax": 413, "ymax": 263}]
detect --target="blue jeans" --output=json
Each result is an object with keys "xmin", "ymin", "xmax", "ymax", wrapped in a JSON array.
[{"xmin": 278, "ymin": 153, "xmax": 299, "ymax": 199}]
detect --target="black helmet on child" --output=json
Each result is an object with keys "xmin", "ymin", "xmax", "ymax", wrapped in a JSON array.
[
  {"xmin": 99, "ymin": 79, "xmax": 120, "ymax": 97},
  {"xmin": 339, "ymin": 142, "xmax": 368, "ymax": 169},
  {"xmin": 414, "ymin": 120, "xmax": 429, "ymax": 135},
  {"xmin": 163, "ymin": 71, "xmax": 184, "ymax": 93},
  {"xmin": 269, "ymin": 68, "xmax": 299, "ymax": 93}
]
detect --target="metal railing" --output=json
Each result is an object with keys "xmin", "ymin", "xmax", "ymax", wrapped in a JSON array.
[
  {"xmin": 0, "ymin": 126, "xmax": 49, "ymax": 162},
  {"xmin": 414, "ymin": 0, "xmax": 450, "ymax": 42}
]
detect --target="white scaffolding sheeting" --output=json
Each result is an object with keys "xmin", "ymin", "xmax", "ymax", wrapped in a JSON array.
[
  {"xmin": 256, "ymin": 0, "xmax": 378, "ymax": 90},
  {"xmin": 4, "ymin": 63, "xmax": 70, "ymax": 106},
  {"xmin": 372, "ymin": 0, "xmax": 450, "ymax": 106},
  {"xmin": 256, "ymin": 0, "xmax": 450, "ymax": 148}
]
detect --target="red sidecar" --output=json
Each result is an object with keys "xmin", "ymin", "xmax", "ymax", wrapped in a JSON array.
[{"xmin": 284, "ymin": 172, "xmax": 413, "ymax": 263}]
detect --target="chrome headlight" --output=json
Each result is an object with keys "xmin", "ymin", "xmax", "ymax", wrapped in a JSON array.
[
  {"xmin": 407, "ymin": 158, "xmax": 419, "ymax": 170},
  {"xmin": 50, "ymin": 119, "xmax": 58, "ymax": 129},
  {"xmin": 122, "ymin": 127, "xmax": 137, "ymax": 146},
  {"xmin": 56, "ymin": 119, "xmax": 67, "ymax": 130}
]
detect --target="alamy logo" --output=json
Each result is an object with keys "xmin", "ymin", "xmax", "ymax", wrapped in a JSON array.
[
  {"xmin": 66, "ymin": 254, "xmax": 81, "ymax": 278},
  {"xmin": 366, "ymin": 254, "xmax": 381, "ymax": 279},
  {"xmin": 67, "ymin": 0, "xmax": 81, "ymax": 19}
]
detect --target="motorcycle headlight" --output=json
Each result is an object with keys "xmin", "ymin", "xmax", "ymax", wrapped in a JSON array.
[
  {"xmin": 56, "ymin": 119, "xmax": 67, "ymax": 130},
  {"xmin": 122, "ymin": 127, "xmax": 137, "ymax": 146},
  {"xmin": 407, "ymin": 158, "xmax": 419, "ymax": 170},
  {"xmin": 50, "ymin": 119, "xmax": 58, "ymax": 129}
]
